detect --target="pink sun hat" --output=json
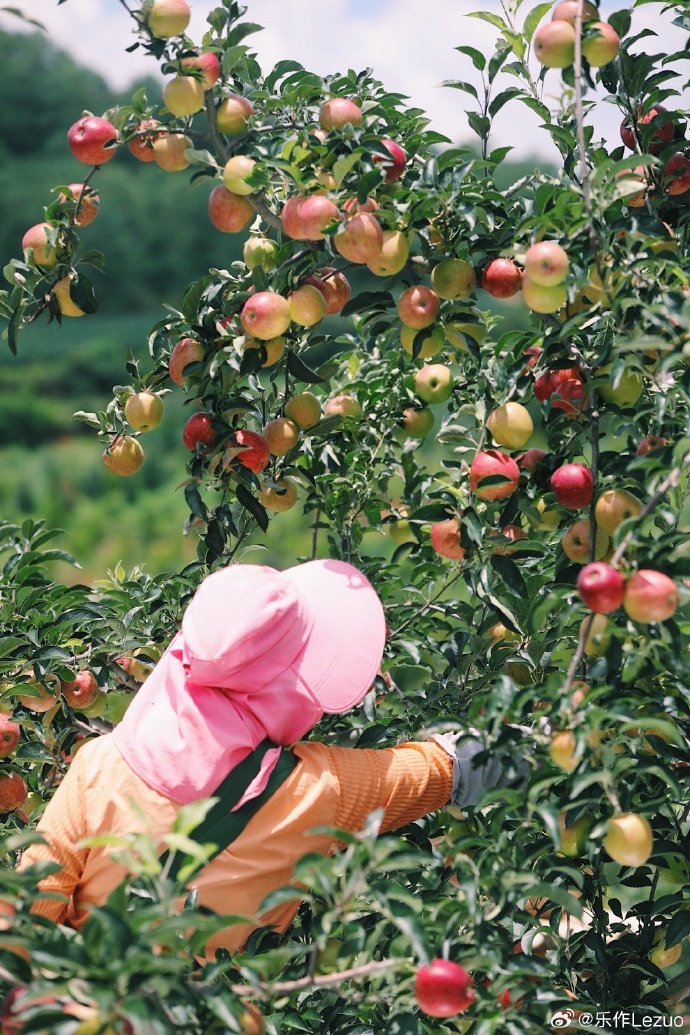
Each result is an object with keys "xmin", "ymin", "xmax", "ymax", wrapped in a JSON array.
[{"xmin": 113, "ymin": 559, "xmax": 386, "ymax": 804}]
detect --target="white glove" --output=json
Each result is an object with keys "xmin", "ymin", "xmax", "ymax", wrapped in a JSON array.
[{"xmin": 431, "ymin": 726, "xmax": 531, "ymax": 810}]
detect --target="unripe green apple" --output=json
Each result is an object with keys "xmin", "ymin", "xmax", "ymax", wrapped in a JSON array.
[
  {"xmin": 388, "ymin": 518, "xmax": 416, "ymax": 545},
  {"xmin": 527, "ymin": 498, "xmax": 560, "ymax": 531},
  {"xmin": 244, "ymin": 337, "xmax": 286, "ymax": 367},
  {"xmin": 400, "ymin": 324, "xmax": 445, "ymax": 359},
  {"xmin": 486, "ymin": 401, "xmax": 534, "ymax": 449},
  {"xmin": 243, "ymin": 237, "xmax": 278, "ymax": 272},
  {"xmin": 124, "ymin": 392, "xmax": 164, "ymax": 433},
  {"xmin": 445, "ymin": 319, "xmax": 487, "ymax": 351},
  {"xmin": 582, "ymin": 21, "xmax": 620, "ymax": 67},
  {"xmin": 522, "ymin": 275, "xmax": 567, "ymax": 313},
  {"xmin": 431, "ymin": 259, "xmax": 477, "ymax": 300},
  {"xmin": 223, "ymin": 155, "xmax": 257, "ymax": 195},
  {"xmin": 152, "ymin": 133, "xmax": 192, "ymax": 172},
  {"xmin": 285, "ymin": 392, "xmax": 321, "ymax": 430},
  {"xmin": 595, "ymin": 363, "xmax": 643, "ymax": 407},
  {"xmin": 413, "ymin": 364, "xmax": 453, "ymax": 404},
  {"xmin": 288, "ymin": 284, "xmax": 327, "ymax": 327},
  {"xmin": 148, "ymin": 0, "xmax": 190, "ymax": 38},
  {"xmin": 558, "ymin": 812, "xmax": 592, "ymax": 857},
  {"xmin": 581, "ymin": 613, "xmax": 611, "ymax": 656},
  {"xmin": 562, "ymin": 519, "xmax": 609, "ymax": 563},
  {"xmin": 367, "ymin": 230, "xmax": 409, "ymax": 276},
  {"xmin": 603, "ymin": 812, "xmax": 653, "ymax": 866},
  {"xmin": 163, "ymin": 75, "xmax": 205, "ymax": 116}
]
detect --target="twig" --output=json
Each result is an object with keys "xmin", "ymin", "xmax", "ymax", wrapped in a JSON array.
[
  {"xmin": 610, "ymin": 454, "xmax": 690, "ymax": 566},
  {"xmin": 664, "ymin": 968, "xmax": 690, "ymax": 1008},
  {"xmin": 248, "ymin": 193, "xmax": 283, "ymax": 232},
  {"xmin": 311, "ymin": 505, "xmax": 322, "ymax": 560},
  {"xmin": 204, "ymin": 93, "xmax": 229, "ymax": 165},
  {"xmin": 229, "ymin": 957, "xmax": 401, "ymax": 997},
  {"xmin": 390, "ymin": 571, "xmax": 464, "ymax": 639},
  {"xmin": 573, "ymin": 1, "xmax": 593, "ymax": 231}
]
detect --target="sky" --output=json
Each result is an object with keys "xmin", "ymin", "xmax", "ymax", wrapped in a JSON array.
[{"xmin": 0, "ymin": 0, "xmax": 687, "ymax": 161}]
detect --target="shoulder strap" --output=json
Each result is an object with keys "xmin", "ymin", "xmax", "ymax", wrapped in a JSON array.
[{"xmin": 162, "ymin": 738, "xmax": 299, "ymax": 882}]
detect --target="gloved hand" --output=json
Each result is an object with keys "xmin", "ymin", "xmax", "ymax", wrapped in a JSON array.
[{"xmin": 430, "ymin": 726, "xmax": 531, "ymax": 810}]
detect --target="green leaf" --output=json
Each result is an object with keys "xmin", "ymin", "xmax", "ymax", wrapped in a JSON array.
[
  {"xmin": 491, "ymin": 554, "xmax": 527, "ymax": 596},
  {"xmin": 286, "ymin": 350, "xmax": 325, "ymax": 384},
  {"xmin": 236, "ymin": 483, "xmax": 269, "ymax": 532},
  {"xmin": 524, "ymin": 2, "xmax": 552, "ymax": 43},
  {"xmin": 455, "ymin": 45, "xmax": 486, "ymax": 71},
  {"xmin": 665, "ymin": 910, "xmax": 690, "ymax": 948},
  {"xmin": 468, "ymin": 10, "xmax": 507, "ymax": 31}
]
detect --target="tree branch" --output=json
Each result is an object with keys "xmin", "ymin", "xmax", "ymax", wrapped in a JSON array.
[{"xmin": 229, "ymin": 957, "xmax": 401, "ymax": 997}]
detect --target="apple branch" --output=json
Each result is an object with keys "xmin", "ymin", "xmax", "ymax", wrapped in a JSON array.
[
  {"xmin": 610, "ymin": 452, "xmax": 690, "ymax": 567},
  {"xmin": 573, "ymin": 1, "xmax": 592, "ymax": 224},
  {"xmin": 229, "ymin": 956, "xmax": 401, "ymax": 998}
]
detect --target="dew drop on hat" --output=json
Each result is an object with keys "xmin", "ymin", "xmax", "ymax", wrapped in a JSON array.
[{"xmin": 113, "ymin": 560, "xmax": 386, "ymax": 804}]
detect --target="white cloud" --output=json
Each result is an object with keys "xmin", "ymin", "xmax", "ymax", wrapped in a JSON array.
[{"xmin": 1, "ymin": 1, "xmax": 687, "ymax": 160}]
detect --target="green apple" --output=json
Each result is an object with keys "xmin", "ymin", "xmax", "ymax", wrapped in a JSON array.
[
  {"xmin": 223, "ymin": 155, "xmax": 257, "ymax": 195},
  {"xmin": 595, "ymin": 363, "xmax": 643, "ymax": 407},
  {"xmin": 413, "ymin": 364, "xmax": 453, "ymax": 404},
  {"xmin": 431, "ymin": 259, "xmax": 476, "ymax": 300}
]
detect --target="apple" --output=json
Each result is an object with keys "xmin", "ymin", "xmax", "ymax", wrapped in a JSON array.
[
  {"xmin": 401, "ymin": 407, "xmax": 434, "ymax": 438},
  {"xmin": 169, "ymin": 337, "xmax": 204, "ymax": 385},
  {"xmin": 388, "ymin": 518, "xmax": 416, "ymax": 545},
  {"xmin": 430, "ymin": 518, "xmax": 465, "ymax": 560},
  {"xmin": 63, "ymin": 671, "xmax": 99, "ymax": 711},
  {"xmin": 533, "ymin": 21, "xmax": 576, "ymax": 68},
  {"xmin": 333, "ymin": 212, "xmax": 384, "ymax": 263},
  {"xmin": 594, "ymin": 489, "xmax": 642, "ymax": 534},
  {"xmin": 58, "ymin": 183, "xmax": 100, "ymax": 226},
  {"xmin": 582, "ymin": 613, "xmax": 611, "ymax": 656},
  {"xmin": 562, "ymin": 519, "xmax": 609, "ymax": 563},
  {"xmin": 481, "ymin": 258, "xmax": 522, "ymax": 298},
  {"xmin": 0, "ymin": 716, "xmax": 19, "ymax": 758},
  {"xmin": 397, "ymin": 286, "xmax": 440, "ymax": 329},
  {"xmin": 623, "ymin": 569, "xmax": 678, "ymax": 623},
  {"xmin": 244, "ymin": 336, "xmax": 286, "ymax": 367},
  {"xmin": 582, "ymin": 21, "xmax": 620, "ymax": 66},
  {"xmin": 124, "ymin": 392, "xmax": 163, "ymax": 432},
  {"xmin": 522, "ymin": 276, "xmax": 567, "ymax": 314},
  {"xmin": 18, "ymin": 671, "xmax": 62, "ymax": 713},
  {"xmin": 649, "ymin": 929, "xmax": 682, "ymax": 969},
  {"xmin": 22, "ymin": 222, "xmax": 58, "ymax": 267},
  {"xmin": 636, "ymin": 435, "xmax": 667, "ymax": 456},
  {"xmin": 523, "ymin": 241, "xmax": 568, "ymax": 286},
  {"xmin": 534, "ymin": 366, "xmax": 583, "ymax": 403},
  {"xmin": 413, "ymin": 364, "xmax": 453, "ymax": 404},
  {"xmin": 620, "ymin": 106, "xmax": 674, "ymax": 153},
  {"xmin": 244, "ymin": 237, "xmax": 278, "ymax": 272},
  {"xmin": 343, "ymin": 196, "xmax": 379, "ymax": 215},
  {"xmin": 616, "ymin": 166, "xmax": 647, "ymax": 207},
  {"xmin": 181, "ymin": 52, "xmax": 221, "ymax": 90},
  {"xmin": 223, "ymin": 155, "xmax": 257, "ymax": 195},
  {"xmin": 258, "ymin": 477, "xmax": 299, "ymax": 512},
  {"xmin": 549, "ymin": 730, "xmax": 578, "ymax": 772},
  {"xmin": 559, "ymin": 812, "xmax": 592, "ymax": 857},
  {"xmin": 319, "ymin": 98, "xmax": 363, "ymax": 130},
  {"xmin": 504, "ymin": 659, "xmax": 533, "ymax": 685},
  {"xmin": 469, "ymin": 450, "xmax": 520, "ymax": 501},
  {"xmin": 285, "ymin": 392, "xmax": 321, "ymax": 430},
  {"xmin": 431, "ymin": 259, "xmax": 476, "ymax": 300},
  {"xmin": 373, "ymin": 138, "xmax": 407, "ymax": 182},
  {"xmin": 526, "ymin": 498, "xmax": 560, "ymax": 530},
  {"xmin": 324, "ymin": 394, "xmax": 362, "ymax": 418},
  {"xmin": 262, "ymin": 417, "xmax": 299, "ymax": 456},
  {"xmin": 518, "ymin": 447, "xmax": 547, "ymax": 473},
  {"xmin": 225, "ymin": 429, "xmax": 270, "ymax": 474},
  {"xmin": 0, "ymin": 773, "xmax": 27, "ymax": 813},
  {"xmin": 400, "ymin": 324, "xmax": 445, "ymax": 359},
  {"xmin": 53, "ymin": 276, "xmax": 85, "ymax": 318},
  {"xmin": 445, "ymin": 319, "xmax": 487, "ymax": 351},
  {"xmin": 662, "ymin": 153, "xmax": 690, "ymax": 195},
  {"xmin": 103, "ymin": 435, "xmax": 144, "ymax": 476},
  {"xmin": 282, "ymin": 195, "xmax": 339, "ymax": 241},
  {"xmin": 216, "ymin": 93, "xmax": 253, "ymax": 135},
  {"xmin": 238, "ymin": 1002, "xmax": 265, "ymax": 1035},
  {"xmin": 487, "ymin": 622, "xmax": 519, "ymax": 643},
  {"xmin": 367, "ymin": 230, "xmax": 409, "ymax": 276},
  {"xmin": 305, "ymin": 268, "xmax": 351, "ymax": 314},
  {"xmin": 595, "ymin": 363, "xmax": 642, "ymax": 407},
  {"xmin": 551, "ymin": 0, "xmax": 599, "ymax": 23},
  {"xmin": 551, "ymin": 464, "xmax": 594, "ymax": 509},
  {"xmin": 288, "ymin": 284, "xmax": 327, "ymax": 327},
  {"xmin": 163, "ymin": 75, "xmax": 204, "ymax": 116},
  {"xmin": 490, "ymin": 524, "xmax": 527, "ymax": 554},
  {"xmin": 577, "ymin": 562, "xmax": 625, "ymax": 613},
  {"xmin": 208, "ymin": 185, "xmax": 254, "ymax": 233},
  {"xmin": 152, "ymin": 133, "xmax": 193, "ymax": 171},
  {"xmin": 183, "ymin": 413, "xmax": 216, "ymax": 451},
  {"xmin": 127, "ymin": 118, "xmax": 161, "ymax": 162},
  {"xmin": 241, "ymin": 292, "xmax": 291, "ymax": 340},
  {"xmin": 414, "ymin": 959, "xmax": 475, "ymax": 1018},
  {"xmin": 486, "ymin": 401, "xmax": 533, "ymax": 449},
  {"xmin": 67, "ymin": 115, "xmax": 118, "ymax": 164},
  {"xmin": 603, "ymin": 812, "xmax": 653, "ymax": 866},
  {"xmin": 148, "ymin": 0, "xmax": 190, "ymax": 37}
]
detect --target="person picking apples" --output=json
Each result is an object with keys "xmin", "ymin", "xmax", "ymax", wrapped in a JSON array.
[{"xmin": 18, "ymin": 561, "xmax": 528, "ymax": 958}]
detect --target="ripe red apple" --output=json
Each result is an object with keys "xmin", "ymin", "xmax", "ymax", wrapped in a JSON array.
[
  {"xmin": 373, "ymin": 138, "xmax": 407, "ymax": 182},
  {"xmin": 662, "ymin": 153, "xmax": 690, "ymax": 195},
  {"xmin": 0, "ymin": 772, "xmax": 27, "ymax": 813},
  {"xmin": 620, "ymin": 106, "xmax": 674, "ymax": 153},
  {"xmin": 127, "ymin": 118, "xmax": 162, "ymax": 162},
  {"xmin": 551, "ymin": 0, "xmax": 598, "ymax": 23},
  {"xmin": 216, "ymin": 93, "xmax": 253, "ymax": 135},
  {"xmin": 430, "ymin": 519, "xmax": 465, "ymax": 560},
  {"xmin": 523, "ymin": 344, "xmax": 542, "ymax": 371},
  {"xmin": 562, "ymin": 519, "xmax": 609, "ymax": 563},
  {"xmin": 491, "ymin": 524, "xmax": 527, "ymax": 554},
  {"xmin": 401, "ymin": 407, "xmax": 434, "ymax": 438},
  {"xmin": 636, "ymin": 435, "xmax": 667, "ymax": 456},
  {"xmin": 470, "ymin": 450, "xmax": 520, "ymax": 501},
  {"xmin": 305, "ymin": 268, "xmax": 351, "ymax": 314},
  {"xmin": 577, "ymin": 562, "xmax": 625, "ymax": 613},
  {"xmin": 285, "ymin": 393, "xmax": 322, "ymax": 430},
  {"xmin": 325, "ymin": 394, "xmax": 362, "ymax": 418},
  {"xmin": 413, "ymin": 364, "xmax": 453, "ymax": 404},
  {"xmin": 367, "ymin": 230, "xmax": 409, "ymax": 276},
  {"xmin": 241, "ymin": 292, "xmax": 291, "ymax": 340},
  {"xmin": 319, "ymin": 98, "xmax": 363, "ymax": 131},
  {"xmin": 414, "ymin": 959, "xmax": 475, "ymax": 1018},
  {"xmin": 226, "ymin": 429, "xmax": 270, "ymax": 473},
  {"xmin": 397, "ymin": 286, "xmax": 440, "ymax": 329},
  {"xmin": 63, "ymin": 671, "xmax": 99, "ymax": 710},
  {"xmin": 288, "ymin": 284, "xmax": 327, "ymax": 327},
  {"xmin": 551, "ymin": 464, "xmax": 594, "ymax": 509},
  {"xmin": 103, "ymin": 435, "xmax": 144, "ymax": 476},
  {"xmin": 0, "ymin": 716, "xmax": 19, "ymax": 759},
  {"xmin": 262, "ymin": 417, "xmax": 299, "ymax": 456},
  {"xmin": 533, "ymin": 21, "xmax": 576, "ymax": 67},
  {"xmin": 181, "ymin": 51, "xmax": 221, "ymax": 90},
  {"xmin": 334, "ymin": 212, "xmax": 384, "ymax": 263},
  {"xmin": 208, "ymin": 185, "xmax": 254, "ymax": 233},
  {"xmin": 22, "ymin": 222, "xmax": 59, "ymax": 267},
  {"xmin": 522, "ymin": 275, "xmax": 567, "ymax": 314},
  {"xmin": 431, "ymin": 259, "xmax": 476, "ymax": 300},
  {"xmin": 258, "ymin": 477, "xmax": 299, "ymax": 512},
  {"xmin": 523, "ymin": 241, "xmax": 569, "ymax": 287},
  {"xmin": 518, "ymin": 447, "xmax": 547, "ymax": 473},
  {"xmin": 183, "ymin": 413, "xmax": 216, "ymax": 451},
  {"xmin": 67, "ymin": 115, "xmax": 118, "ymax": 165},
  {"xmin": 282, "ymin": 195, "xmax": 339, "ymax": 241},
  {"xmin": 169, "ymin": 337, "xmax": 204, "ymax": 386},
  {"xmin": 238, "ymin": 1002, "xmax": 265, "ymax": 1035},
  {"xmin": 481, "ymin": 258, "xmax": 522, "ymax": 298},
  {"xmin": 603, "ymin": 812, "xmax": 653, "ymax": 866},
  {"xmin": 148, "ymin": 0, "xmax": 190, "ymax": 37},
  {"xmin": 623, "ymin": 570, "xmax": 679, "ymax": 623},
  {"xmin": 58, "ymin": 183, "xmax": 100, "ymax": 226},
  {"xmin": 582, "ymin": 21, "xmax": 620, "ymax": 66},
  {"xmin": 152, "ymin": 132, "xmax": 192, "ymax": 172}
]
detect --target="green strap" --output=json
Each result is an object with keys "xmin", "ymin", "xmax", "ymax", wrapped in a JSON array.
[{"xmin": 162, "ymin": 738, "xmax": 298, "ymax": 882}]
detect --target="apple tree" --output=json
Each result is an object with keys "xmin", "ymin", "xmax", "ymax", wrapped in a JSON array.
[{"xmin": 1, "ymin": 0, "xmax": 690, "ymax": 1031}]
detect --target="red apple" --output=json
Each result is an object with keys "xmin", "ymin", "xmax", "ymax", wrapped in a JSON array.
[
  {"xmin": 284, "ymin": 393, "xmax": 322, "ymax": 430},
  {"xmin": 228, "ymin": 429, "xmax": 271, "ymax": 474},
  {"xmin": 281, "ymin": 195, "xmax": 338, "ymax": 240},
  {"xmin": 208, "ymin": 185, "xmax": 254, "ymax": 233},
  {"xmin": 430, "ymin": 518, "xmax": 465, "ymax": 560},
  {"xmin": 636, "ymin": 435, "xmax": 667, "ymax": 456},
  {"xmin": 0, "ymin": 772, "xmax": 27, "ymax": 813},
  {"xmin": 620, "ymin": 106, "xmax": 674, "ymax": 153},
  {"xmin": 216, "ymin": 93, "xmax": 253, "ymax": 135},
  {"xmin": 183, "ymin": 412, "xmax": 216, "ymax": 450},
  {"xmin": 342, "ymin": 196, "xmax": 379, "ymax": 215},
  {"xmin": 562, "ymin": 519, "xmax": 609, "ymax": 564},
  {"xmin": 152, "ymin": 132, "xmax": 192, "ymax": 172},
  {"xmin": 169, "ymin": 337, "xmax": 204, "ymax": 386},
  {"xmin": 181, "ymin": 52, "xmax": 221, "ymax": 90},
  {"xmin": 523, "ymin": 344, "xmax": 542, "ymax": 371},
  {"xmin": 491, "ymin": 524, "xmax": 527, "ymax": 554},
  {"xmin": 305, "ymin": 268, "xmax": 351, "ymax": 314},
  {"xmin": 662, "ymin": 153, "xmax": 690, "ymax": 195},
  {"xmin": 22, "ymin": 222, "xmax": 59, "ymax": 267},
  {"xmin": 103, "ymin": 435, "xmax": 144, "ymax": 476},
  {"xmin": 0, "ymin": 716, "xmax": 19, "ymax": 759},
  {"xmin": 333, "ymin": 212, "xmax": 384, "ymax": 263},
  {"xmin": 523, "ymin": 241, "xmax": 569, "ymax": 287},
  {"xmin": 67, "ymin": 115, "xmax": 118, "ymax": 165},
  {"xmin": 63, "ymin": 671, "xmax": 99, "ymax": 710},
  {"xmin": 551, "ymin": 0, "xmax": 599, "ymax": 23},
  {"xmin": 481, "ymin": 258, "xmax": 522, "ymax": 298},
  {"xmin": 397, "ymin": 286, "xmax": 440, "ymax": 329},
  {"xmin": 241, "ymin": 292, "xmax": 291, "ymax": 340},
  {"xmin": 577, "ymin": 562, "xmax": 625, "ymax": 613},
  {"xmin": 58, "ymin": 183, "xmax": 100, "ymax": 226},
  {"xmin": 319, "ymin": 98, "xmax": 363, "ymax": 131},
  {"xmin": 551, "ymin": 464, "xmax": 594, "ymax": 509},
  {"xmin": 623, "ymin": 570, "xmax": 679, "ymax": 623},
  {"xmin": 518, "ymin": 448, "xmax": 547, "ymax": 473},
  {"xmin": 127, "ymin": 118, "xmax": 162, "ymax": 162},
  {"xmin": 470, "ymin": 450, "xmax": 520, "ymax": 501},
  {"xmin": 414, "ymin": 959, "xmax": 475, "ymax": 1018},
  {"xmin": 533, "ymin": 21, "xmax": 576, "ymax": 67},
  {"xmin": 372, "ymin": 138, "xmax": 407, "ymax": 182}
]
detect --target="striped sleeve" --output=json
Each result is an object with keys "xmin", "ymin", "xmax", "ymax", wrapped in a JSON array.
[{"xmin": 324, "ymin": 741, "xmax": 453, "ymax": 834}]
